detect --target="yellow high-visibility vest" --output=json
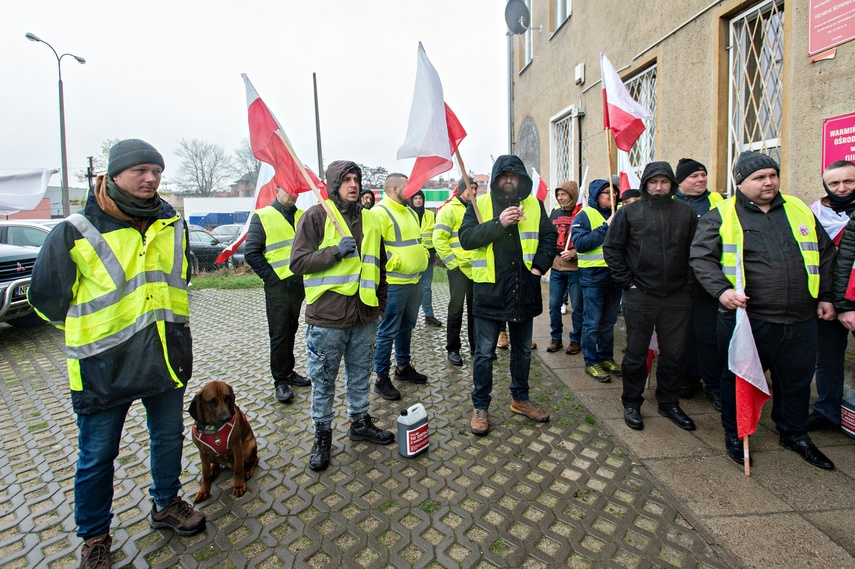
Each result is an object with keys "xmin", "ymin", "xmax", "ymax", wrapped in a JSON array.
[
  {"xmin": 256, "ymin": 206, "xmax": 303, "ymax": 280},
  {"xmin": 374, "ymin": 198, "xmax": 429, "ymax": 285},
  {"xmin": 303, "ymin": 201, "xmax": 381, "ymax": 306},
  {"xmin": 576, "ymin": 207, "xmax": 608, "ymax": 268},
  {"xmin": 717, "ymin": 195, "xmax": 819, "ymax": 298},
  {"xmin": 470, "ymin": 194, "xmax": 541, "ymax": 283},
  {"xmin": 433, "ymin": 199, "xmax": 473, "ymax": 277}
]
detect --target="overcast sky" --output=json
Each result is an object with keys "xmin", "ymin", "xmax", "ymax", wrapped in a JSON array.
[{"xmin": 1, "ymin": 1, "xmax": 510, "ymax": 189}]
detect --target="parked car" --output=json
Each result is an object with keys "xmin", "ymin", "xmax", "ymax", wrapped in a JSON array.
[
  {"xmin": 0, "ymin": 243, "xmax": 42, "ymax": 326},
  {"xmin": 0, "ymin": 219, "xmax": 61, "ymax": 248},
  {"xmin": 211, "ymin": 223, "xmax": 247, "ymax": 268},
  {"xmin": 188, "ymin": 225, "xmax": 226, "ymax": 273}
]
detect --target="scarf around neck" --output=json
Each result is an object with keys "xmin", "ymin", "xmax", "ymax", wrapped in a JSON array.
[{"xmin": 106, "ymin": 178, "xmax": 162, "ymax": 218}]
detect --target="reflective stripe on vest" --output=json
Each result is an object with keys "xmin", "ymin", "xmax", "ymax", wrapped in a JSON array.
[
  {"xmin": 375, "ymin": 201, "xmax": 427, "ymax": 283},
  {"xmin": 303, "ymin": 201, "xmax": 380, "ymax": 306},
  {"xmin": 420, "ymin": 209, "xmax": 434, "ymax": 248},
  {"xmin": 576, "ymin": 207, "xmax": 608, "ymax": 268},
  {"xmin": 63, "ymin": 213, "xmax": 189, "ymax": 388},
  {"xmin": 256, "ymin": 206, "xmax": 303, "ymax": 280},
  {"xmin": 470, "ymin": 194, "xmax": 541, "ymax": 284},
  {"xmin": 717, "ymin": 195, "xmax": 819, "ymax": 298}
]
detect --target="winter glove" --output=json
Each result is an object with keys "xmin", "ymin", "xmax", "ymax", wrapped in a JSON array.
[{"xmin": 336, "ymin": 236, "xmax": 357, "ymax": 259}]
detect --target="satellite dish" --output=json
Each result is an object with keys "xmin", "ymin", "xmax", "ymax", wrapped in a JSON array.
[{"xmin": 505, "ymin": 0, "xmax": 531, "ymax": 35}]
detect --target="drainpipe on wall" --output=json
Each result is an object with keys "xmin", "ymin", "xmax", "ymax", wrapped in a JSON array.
[{"xmin": 507, "ymin": 33, "xmax": 514, "ymax": 155}]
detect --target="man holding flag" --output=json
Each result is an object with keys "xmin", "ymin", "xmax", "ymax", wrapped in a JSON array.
[{"xmin": 690, "ymin": 152, "xmax": 836, "ymax": 469}]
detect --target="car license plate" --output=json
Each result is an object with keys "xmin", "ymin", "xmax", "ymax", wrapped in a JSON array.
[{"xmin": 14, "ymin": 284, "xmax": 29, "ymax": 297}]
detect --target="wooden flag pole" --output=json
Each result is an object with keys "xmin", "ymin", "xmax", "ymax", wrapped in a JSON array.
[
  {"xmin": 743, "ymin": 437, "xmax": 751, "ymax": 476},
  {"xmin": 455, "ymin": 149, "xmax": 482, "ymax": 223},
  {"xmin": 605, "ymin": 131, "xmax": 616, "ymax": 216},
  {"xmin": 275, "ymin": 129, "xmax": 346, "ymax": 238}
]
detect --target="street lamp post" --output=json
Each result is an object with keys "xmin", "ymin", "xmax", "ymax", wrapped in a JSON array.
[{"xmin": 25, "ymin": 33, "xmax": 86, "ymax": 218}]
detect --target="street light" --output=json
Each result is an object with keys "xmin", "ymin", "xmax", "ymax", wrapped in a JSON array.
[{"xmin": 26, "ymin": 32, "xmax": 86, "ymax": 217}]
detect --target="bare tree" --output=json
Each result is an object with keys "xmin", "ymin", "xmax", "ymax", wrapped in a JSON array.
[
  {"xmin": 359, "ymin": 164, "xmax": 389, "ymax": 189},
  {"xmin": 233, "ymin": 137, "xmax": 261, "ymax": 188},
  {"xmin": 76, "ymin": 138, "xmax": 121, "ymax": 183},
  {"xmin": 174, "ymin": 138, "xmax": 234, "ymax": 196}
]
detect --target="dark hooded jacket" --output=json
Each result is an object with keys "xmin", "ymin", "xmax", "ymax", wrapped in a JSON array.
[
  {"xmin": 603, "ymin": 161, "xmax": 698, "ymax": 295},
  {"xmin": 290, "ymin": 160, "xmax": 387, "ymax": 328},
  {"xmin": 458, "ymin": 155, "xmax": 557, "ymax": 322},
  {"xmin": 571, "ymin": 179, "xmax": 618, "ymax": 287}
]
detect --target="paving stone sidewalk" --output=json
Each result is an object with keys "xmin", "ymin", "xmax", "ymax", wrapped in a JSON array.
[{"xmin": 2, "ymin": 285, "xmax": 733, "ymax": 568}]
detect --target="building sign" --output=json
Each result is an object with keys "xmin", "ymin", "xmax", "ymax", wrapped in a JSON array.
[
  {"xmin": 822, "ymin": 112, "xmax": 855, "ymax": 169},
  {"xmin": 809, "ymin": 0, "xmax": 855, "ymax": 55}
]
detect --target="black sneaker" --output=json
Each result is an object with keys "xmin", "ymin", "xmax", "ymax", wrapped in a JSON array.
[
  {"xmin": 349, "ymin": 415, "xmax": 394, "ymax": 444},
  {"xmin": 150, "ymin": 497, "xmax": 206, "ymax": 536},
  {"xmin": 309, "ymin": 425, "xmax": 332, "ymax": 471},
  {"xmin": 274, "ymin": 382, "xmax": 293, "ymax": 403},
  {"xmin": 287, "ymin": 371, "xmax": 311, "ymax": 387},
  {"xmin": 395, "ymin": 364, "xmax": 427, "ymax": 384},
  {"xmin": 374, "ymin": 376, "xmax": 401, "ymax": 400},
  {"xmin": 425, "ymin": 315, "xmax": 444, "ymax": 327}
]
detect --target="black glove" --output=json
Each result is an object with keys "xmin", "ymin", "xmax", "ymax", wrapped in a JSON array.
[{"xmin": 336, "ymin": 236, "xmax": 357, "ymax": 258}]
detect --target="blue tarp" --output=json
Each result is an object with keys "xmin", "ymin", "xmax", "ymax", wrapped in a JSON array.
[{"xmin": 188, "ymin": 212, "xmax": 246, "ymax": 228}]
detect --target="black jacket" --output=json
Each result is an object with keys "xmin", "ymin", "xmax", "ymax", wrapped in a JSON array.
[
  {"xmin": 458, "ymin": 155, "xmax": 557, "ymax": 322},
  {"xmin": 832, "ymin": 213, "xmax": 855, "ymax": 313},
  {"xmin": 690, "ymin": 190, "xmax": 834, "ymax": 323},
  {"xmin": 603, "ymin": 162, "xmax": 698, "ymax": 295}
]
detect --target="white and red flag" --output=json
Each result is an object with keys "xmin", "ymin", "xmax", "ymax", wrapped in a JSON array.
[
  {"xmin": 617, "ymin": 150, "xmax": 641, "ymax": 194},
  {"xmin": 398, "ymin": 43, "xmax": 467, "ymax": 199},
  {"xmin": 600, "ymin": 53, "xmax": 653, "ymax": 152},
  {"xmin": 728, "ymin": 248, "xmax": 770, "ymax": 440},
  {"xmin": 216, "ymin": 75, "xmax": 324, "ymax": 264},
  {"xmin": 532, "ymin": 168, "xmax": 549, "ymax": 202}
]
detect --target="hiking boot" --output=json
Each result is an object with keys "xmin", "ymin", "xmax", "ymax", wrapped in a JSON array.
[
  {"xmin": 287, "ymin": 371, "xmax": 311, "ymax": 387},
  {"xmin": 585, "ymin": 364, "xmax": 611, "ymax": 383},
  {"xmin": 546, "ymin": 339, "xmax": 563, "ymax": 352},
  {"xmin": 565, "ymin": 341, "xmax": 581, "ymax": 355},
  {"xmin": 510, "ymin": 399, "xmax": 550, "ymax": 422},
  {"xmin": 309, "ymin": 424, "xmax": 332, "ymax": 471},
  {"xmin": 600, "ymin": 359, "xmax": 621, "ymax": 375},
  {"xmin": 470, "ymin": 408, "xmax": 489, "ymax": 436},
  {"xmin": 349, "ymin": 415, "xmax": 394, "ymax": 444},
  {"xmin": 374, "ymin": 375, "xmax": 401, "ymax": 400},
  {"xmin": 531, "ymin": 341, "xmax": 538, "ymax": 349},
  {"xmin": 150, "ymin": 497, "xmax": 206, "ymax": 536},
  {"xmin": 425, "ymin": 315, "xmax": 444, "ymax": 327},
  {"xmin": 79, "ymin": 534, "xmax": 111, "ymax": 569},
  {"xmin": 274, "ymin": 382, "xmax": 293, "ymax": 403},
  {"xmin": 395, "ymin": 364, "xmax": 427, "ymax": 384},
  {"xmin": 497, "ymin": 331, "xmax": 509, "ymax": 349}
]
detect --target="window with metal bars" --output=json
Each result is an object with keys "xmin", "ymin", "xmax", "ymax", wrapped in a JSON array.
[
  {"xmin": 727, "ymin": 0, "xmax": 784, "ymax": 194},
  {"xmin": 624, "ymin": 66, "xmax": 657, "ymax": 176},
  {"xmin": 551, "ymin": 113, "xmax": 574, "ymax": 186}
]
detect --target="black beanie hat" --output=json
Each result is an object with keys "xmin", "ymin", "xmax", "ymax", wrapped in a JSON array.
[
  {"xmin": 675, "ymin": 158, "xmax": 706, "ymax": 184},
  {"xmin": 108, "ymin": 139, "xmax": 165, "ymax": 178},
  {"xmin": 733, "ymin": 152, "xmax": 779, "ymax": 186}
]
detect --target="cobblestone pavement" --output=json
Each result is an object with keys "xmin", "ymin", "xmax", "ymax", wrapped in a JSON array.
[{"xmin": 1, "ymin": 286, "xmax": 730, "ymax": 568}]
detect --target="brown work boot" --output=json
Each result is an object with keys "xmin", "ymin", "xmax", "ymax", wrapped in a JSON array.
[
  {"xmin": 80, "ymin": 534, "xmax": 111, "ymax": 569},
  {"xmin": 497, "ymin": 331, "xmax": 509, "ymax": 349},
  {"xmin": 150, "ymin": 496, "xmax": 206, "ymax": 536},
  {"xmin": 470, "ymin": 408, "xmax": 489, "ymax": 436},
  {"xmin": 531, "ymin": 341, "xmax": 538, "ymax": 349},
  {"xmin": 510, "ymin": 399, "xmax": 550, "ymax": 422},
  {"xmin": 546, "ymin": 339, "xmax": 563, "ymax": 352},
  {"xmin": 565, "ymin": 341, "xmax": 581, "ymax": 355}
]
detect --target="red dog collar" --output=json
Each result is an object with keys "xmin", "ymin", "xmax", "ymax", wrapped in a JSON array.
[{"xmin": 192, "ymin": 409, "xmax": 244, "ymax": 456}]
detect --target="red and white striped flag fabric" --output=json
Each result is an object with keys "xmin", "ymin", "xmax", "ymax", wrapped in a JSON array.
[
  {"xmin": 809, "ymin": 200, "xmax": 848, "ymax": 245},
  {"xmin": 532, "ymin": 168, "xmax": 548, "ymax": 201},
  {"xmin": 617, "ymin": 150, "xmax": 641, "ymax": 194},
  {"xmin": 600, "ymin": 52, "xmax": 653, "ymax": 152},
  {"xmin": 398, "ymin": 43, "xmax": 467, "ymax": 199}
]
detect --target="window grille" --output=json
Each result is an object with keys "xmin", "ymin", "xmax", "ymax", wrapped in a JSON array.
[
  {"xmin": 624, "ymin": 66, "xmax": 657, "ymax": 176},
  {"xmin": 552, "ymin": 113, "xmax": 574, "ymax": 186},
  {"xmin": 728, "ymin": 0, "xmax": 784, "ymax": 194}
]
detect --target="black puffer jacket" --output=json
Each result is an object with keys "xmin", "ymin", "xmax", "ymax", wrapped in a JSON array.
[
  {"xmin": 458, "ymin": 155, "xmax": 557, "ymax": 322},
  {"xmin": 603, "ymin": 162, "xmax": 697, "ymax": 295},
  {"xmin": 832, "ymin": 213, "xmax": 855, "ymax": 312}
]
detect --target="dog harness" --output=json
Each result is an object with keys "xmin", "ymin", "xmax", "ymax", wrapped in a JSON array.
[{"xmin": 192, "ymin": 409, "xmax": 245, "ymax": 456}]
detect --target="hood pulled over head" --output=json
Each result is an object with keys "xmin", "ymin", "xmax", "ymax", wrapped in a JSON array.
[
  {"xmin": 639, "ymin": 161, "xmax": 677, "ymax": 198},
  {"xmin": 587, "ymin": 179, "xmax": 619, "ymax": 208},
  {"xmin": 555, "ymin": 181, "xmax": 579, "ymax": 207},
  {"xmin": 325, "ymin": 160, "xmax": 362, "ymax": 205},
  {"xmin": 490, "ymin": 155, "xmax": 532, "ymax": 201}
]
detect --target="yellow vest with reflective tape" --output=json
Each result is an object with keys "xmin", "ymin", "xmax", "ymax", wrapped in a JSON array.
[
  {"xmin": 375, "ymin": 198, "xmax": 429, "ymax": 285},
  {"xmin": 576, "ymin": 207, "xmax": 608, "ymax": 268},
  {"xmin": 471, "ymin": 194, "xmax": 541, "ymax": 283},
  {"xmin": 303, "ymin": 201, "xmax": 381, "ymax": 306},
  {"xmin": 717, "ymin": 195, "xmax": 819, "ymax": 298},
  {"xmin": 708, "ymin": 191, "xmax": 723, "ymax": 209},
  {"xmin": 433, "ymin": 199, "xmax": 473, "ymax": 277},
  {"xmin": 420, "ymin": 208, "xmax": 435, "ymax": 249},
  {"xmin": 256, "ymin": 206, "xmax": 303, "ymax": 280},
  {"xmin": 62, "ymin": 213, "xmax": 190, "ymax": 392}
]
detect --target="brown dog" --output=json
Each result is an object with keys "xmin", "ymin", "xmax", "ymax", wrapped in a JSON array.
[{"xmin": 189, "ymin": 380, "xmax": 258, "ymax": 502}]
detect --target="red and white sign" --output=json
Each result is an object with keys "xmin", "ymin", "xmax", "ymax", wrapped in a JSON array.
[
  {"xmin": 822, "ymin": 112, "xmax": 855, "ymax": 170},
  {"xmin": 406, "ymin": 422, "xmax": 430, "ymax": 455},
  {"xmin": 809, "ymin": 0, "xmax": 855, "ymax": 55}
]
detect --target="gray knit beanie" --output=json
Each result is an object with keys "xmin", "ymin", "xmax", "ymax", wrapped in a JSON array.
[
  {"xmin": 733, "ymin": 152, "xmax": 778, "ymax": 186},
  {"xmin": 108, "ymin": 139, "xmax": 165, "ymax": 178}
]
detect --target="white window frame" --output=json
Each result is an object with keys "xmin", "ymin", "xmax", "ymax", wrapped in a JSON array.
[
  {"xmin": 555, "ymin": 0, "xmax": 572, "ymax": 28},
  {"xmin": 549, "ymin": 105, "xmax": 577, "ymax": 210},
  {"xmin": 523, "ymin": 0, "xmax": 533, "ymax": 66}
]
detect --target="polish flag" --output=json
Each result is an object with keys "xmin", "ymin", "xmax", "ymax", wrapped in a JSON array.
[
  {"xmin": 728, "ymin": 248, "xmax": 770, "ymax": 440},
  {"xmin": 646, "ymin": 330, "xmax": 659, "ymax": 381},
  {"xmin": 809, "ymin": 200, "xmax": 847, "ymax": 245},
  {"xmin": 617, "ymin": 150, "xmax": 641, "ymax": 194},
  {"xmin": 216, "ymin": 75, "xmax": 325, "ymax": 264},
  {"xmin": 398, "ymin": 43, "xmax": 467, "ymax": 199},
  {"xmin": 532, "ymin": 168, "xmax": 549, "ymax": 202},
  {"xmin": 601, "ymin": 52, "xmax": 653, "ymax": 152}
]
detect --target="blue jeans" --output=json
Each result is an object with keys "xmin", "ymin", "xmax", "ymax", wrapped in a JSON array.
[
  {"xmin": 307, "ymin": 320, "xmax": 378, "ymax": 425},
  {"xmin": 374, "ymin": 283, "xmax": 422, "ymax": 379},
  {"xmin": 420, "ymin": 251, "xmax": 436, "ymax": 317},
  {"xmin": 472, "ymin": 317, "xmax": 533, "ymax": 410},
  {"xmin": 814, "ymin": 317, "xmax": 851, "ymax": 424},
  {"xmin": 549, "ymin": 269, "xmax": 583, "ymax": 342},
  {"xmin": 580, "ymin": 284, "xmax": 622, "ymax": 366},
  {"xmin": 75, "ymin": 386, "xmax": 186, "ymax": 539}
]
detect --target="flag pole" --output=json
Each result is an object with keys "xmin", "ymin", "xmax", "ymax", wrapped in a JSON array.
[
  {"xmin": 743, "ymin": 437, "xmax": 751, "ymax": 476},
  {"xmin": 605, "ymin": 132, "xmax": 616, "ymax": 216},
  {"xmin": 455, "ymin": 149, "xmax": 482, "ymax": 223},
  {"xmin": 275, "ymin": 129, "xmax": 346, "ymax": 237}
]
